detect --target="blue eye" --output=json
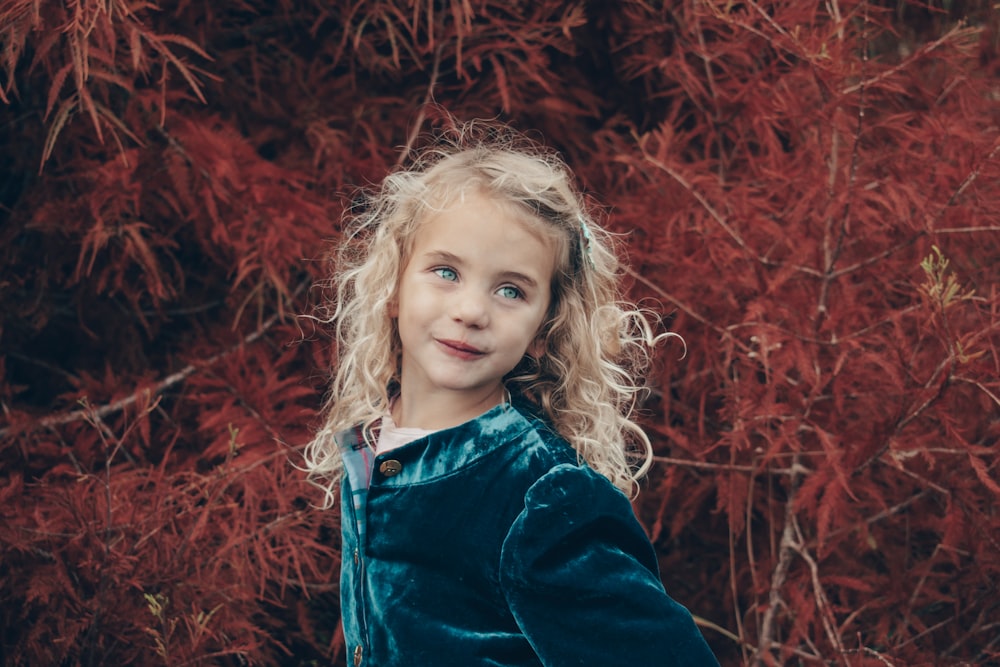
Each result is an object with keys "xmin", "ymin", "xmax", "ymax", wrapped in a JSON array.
[
  {"xmin": 434, "ymin": 267, "xmax": 458, "ymax": 281},
  {"xmin": 497, "ymin": 285, "xmax": 522, "ymax": 300}
]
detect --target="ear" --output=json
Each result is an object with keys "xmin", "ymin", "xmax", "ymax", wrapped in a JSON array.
[
  {"xmin": 387, "ymin": 298, "xmax": 399, "ymax": 318},
  {"xmin": 527, "ymin": 336, "xmax": 546, "ymax": 359}
]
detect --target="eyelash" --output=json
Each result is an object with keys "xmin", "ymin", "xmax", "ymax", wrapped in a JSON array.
[{"xmin": 431, "ymin": 267, "xmax": 524, "ymax": 300}]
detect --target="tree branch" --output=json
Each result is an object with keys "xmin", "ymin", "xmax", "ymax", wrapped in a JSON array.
[{"xmin": 0, "ymin": 286, "xmax": 302, "ymax": 440}]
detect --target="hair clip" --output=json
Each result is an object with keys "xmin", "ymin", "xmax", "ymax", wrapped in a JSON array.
[{"xmin": 578, "ymin": 214, "xmax": 596, "ymax": 269}]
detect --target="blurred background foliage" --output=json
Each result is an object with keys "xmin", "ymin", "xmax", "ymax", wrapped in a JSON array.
[{"xmin": 1, "ymin": 1, "xmax": 998, "ymax": 664}]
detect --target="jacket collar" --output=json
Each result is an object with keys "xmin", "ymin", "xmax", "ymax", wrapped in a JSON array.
[{"xmin": 342, "ymin": 400, "xmax": 546, "ymax": 487}]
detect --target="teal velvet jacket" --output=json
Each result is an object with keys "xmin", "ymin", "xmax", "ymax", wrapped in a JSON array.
[{"xmin": 338, "ymin": 401, "xmax": 719, "ymax": 666}]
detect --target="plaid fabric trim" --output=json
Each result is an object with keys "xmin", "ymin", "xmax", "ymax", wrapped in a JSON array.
[{"xmin": 340, "ymin": 425, "xmax": 375, "ymax": 546}]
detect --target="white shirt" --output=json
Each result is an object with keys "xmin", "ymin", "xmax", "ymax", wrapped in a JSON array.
[{"xmin": 376, "ymin": 412, "xmax": 434, "ymax": 453}]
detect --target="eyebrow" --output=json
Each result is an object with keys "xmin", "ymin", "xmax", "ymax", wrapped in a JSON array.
[{"xmin": 422, "ymin": 250, "xmax": 540, "ymax": 288}]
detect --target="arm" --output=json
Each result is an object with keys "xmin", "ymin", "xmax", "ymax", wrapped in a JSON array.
[{"xmin": 500, "ymin": 464, "xmax": 719, "ymax": 667}]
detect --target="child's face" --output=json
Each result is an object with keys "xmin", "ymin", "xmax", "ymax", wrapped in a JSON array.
[{"xmin": 393, "ymin": 189, "xmax": 555, "ymax": 412}]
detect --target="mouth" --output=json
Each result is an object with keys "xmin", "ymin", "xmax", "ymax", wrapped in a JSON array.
[{"xmin": 436, "ymin": 338, "xmax": 486, "ymax": 359}]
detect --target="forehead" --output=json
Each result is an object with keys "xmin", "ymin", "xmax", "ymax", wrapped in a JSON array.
[
  {"xmin": 408, "ymin": 189, "xmax": 557, "ymax": 278},
  {"xmin": 409, "ymin": 186, "xmax": 568, "ymax": 259}
]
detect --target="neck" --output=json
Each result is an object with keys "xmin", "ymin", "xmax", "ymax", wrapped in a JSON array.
[{"xmin": 392, "ymin": 384, "xmax": 506, "ymax": 431}]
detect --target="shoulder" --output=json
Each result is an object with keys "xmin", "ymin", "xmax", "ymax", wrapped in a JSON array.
[
  {"xmin": 505, "ymin": 404, "xmax": 579, "ymax": 467},
  {"xmin": 503, "ymin": 401, "xmax": 625, "ymax": 501},
  {"xmin": 444, "ymin": 401, "xmax": 592, "ymax": 508},
  {"xmin": 495, "ymin": 406, "xmax": 648, "ymax": 561},
  {"xmin": 502, "ymin": 462, "xmax": 649, "ymax": 566},
  {"xmin": 455, "ymin": 399, "xmax": 579, "ymax": 475},
  {"xmin": 496, "ymin": 461, "xmax": 722, "ymax": 665}
]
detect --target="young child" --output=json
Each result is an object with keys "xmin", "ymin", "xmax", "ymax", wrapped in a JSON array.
[{"xmin": 305, "ymin": 123, "xmax": 719, "ymax": 667}]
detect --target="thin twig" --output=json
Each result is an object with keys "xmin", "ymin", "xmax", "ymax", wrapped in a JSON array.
[
  {"xmin": 692, "ymin": 613, "xmax": 744, "ymax": 644},
  {"xmin": 934, "ymin": 226, "xmax": 1000, "ymax": 234},
  {"xmin": 396, "ymin": 43, "xmax": 443, "ymax": 167},
  {"xmin": 692, "ymin": 8, "xmax": 725, "ymax": 182},
  {"xmin": 823, "ymin": 490, "xmax": 931, "ymax": 541},
  {"xmin": 744, "ymin": 457, "xmax": 765, "ymax": 663},
  {"xmin": 853, "ymin": 353, "xmax": 955, "ymax": 475},
  {"xmin": 943, "ymin": 606, "xmax": 998, "ymax": 658},
  {"xmin": 652, "ymin": 455, "xmax": 768, "ymax": 474},
  {"xmin": 633, "ymin": 144, "xmax": 749, "ymax": 252},
  {"xmin": 842, "ymin": 22, "xmax": 975, "ymax": 95},
  {"xmin": 791, "ymin": 514, "xmax": 846, "ymax": 657},
  {"xmin": 953, "ymin": 377, "xmax": 1000, "ymax": 408},
  {"xmin": 857, "ymin": 646, "xmax": 897, "ymax": 666},
  {"xmin": 624, "ymin": 266, "xmax": 730, "ymax": 337},
  {"xmin": 817, "ymin": 0, "xmax": 868, "ymax": 329},
  {"xmin": 0, "ymin": 285, "xmax": 301, "ymax": 439},
  {"xmin": 754, "ymin": 454, "xmax": 804, "ymax": 666}
]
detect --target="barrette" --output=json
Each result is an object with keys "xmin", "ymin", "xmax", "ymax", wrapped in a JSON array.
[{"xmin": 578, "ymin": 214, "xmax": 596, "ymax": 269}]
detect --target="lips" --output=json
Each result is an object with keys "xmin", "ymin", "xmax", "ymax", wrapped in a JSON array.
[{"xmin": 436, "ymin": 338, "xmax": 485, "ymax": 360}]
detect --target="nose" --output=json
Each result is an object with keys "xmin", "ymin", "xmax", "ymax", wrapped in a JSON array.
[{"xmin": 450, "ymin": 288, "xmax": 490, "ymax": 328}]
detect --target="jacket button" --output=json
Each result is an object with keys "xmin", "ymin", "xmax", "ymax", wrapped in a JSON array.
[
  {"xmin": 379, "ymin": 459, "xmax": 402, "ymax": 476},
  {"xmin": 353, "ymin": 644, "xmax": 363, "ymax": 666}
]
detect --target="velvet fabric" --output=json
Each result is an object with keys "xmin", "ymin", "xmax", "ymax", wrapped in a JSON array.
[{"xmin": 339, "ymin": 401, "xmax": 719, "ymax": 666}]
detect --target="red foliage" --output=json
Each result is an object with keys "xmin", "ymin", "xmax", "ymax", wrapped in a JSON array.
[{"xmin": 1, "ymin": 1, "xmax": 998, "ymax": 664}]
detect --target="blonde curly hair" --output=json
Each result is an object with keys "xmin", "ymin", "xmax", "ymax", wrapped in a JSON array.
[{"xmin": 304, "ymin": 122, "xmax": 673, "ymax": 505}]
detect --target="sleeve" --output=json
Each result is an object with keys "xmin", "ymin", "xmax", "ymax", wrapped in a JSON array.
[{"xmin": 499, "ymin": 464, "xmax": 719, "ymax": 667}]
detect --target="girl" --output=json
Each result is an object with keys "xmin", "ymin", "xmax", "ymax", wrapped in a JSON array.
[{"xmin": 305, "ymin": 123, "xmax": 719, "ymax": 667}]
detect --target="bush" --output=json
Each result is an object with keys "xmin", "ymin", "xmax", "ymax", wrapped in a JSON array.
[{"xmin": 2, "ymin": 1, "xmax": 997, "ymax": 664}]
